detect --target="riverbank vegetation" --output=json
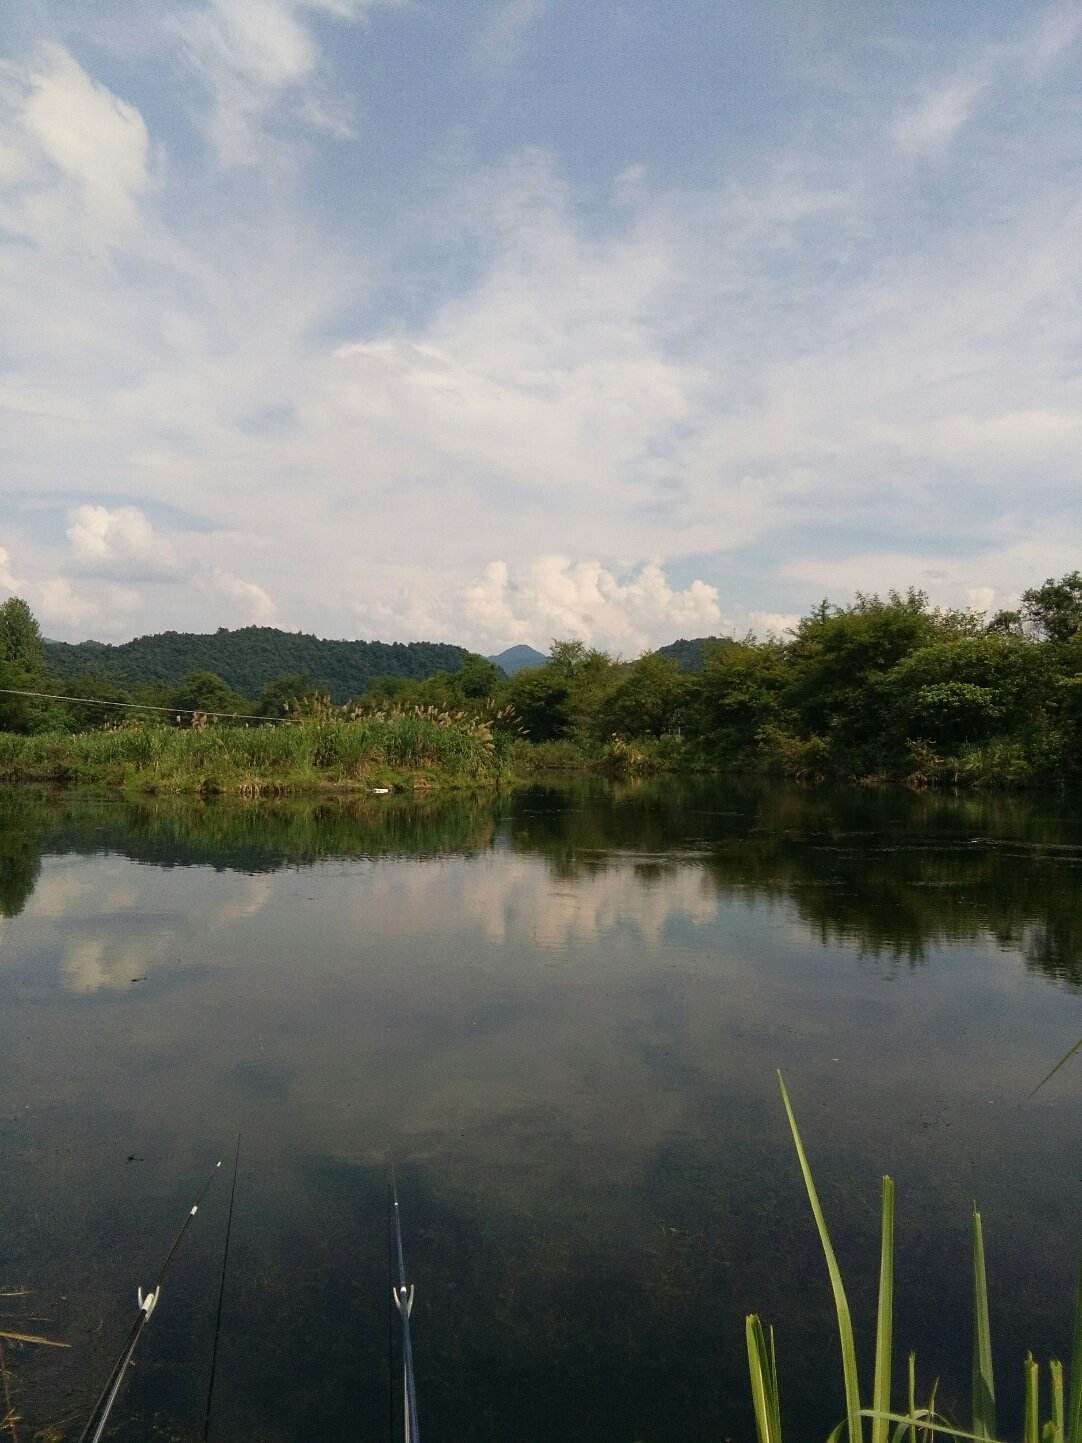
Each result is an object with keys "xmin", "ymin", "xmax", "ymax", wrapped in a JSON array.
[
  {"xmin": 3, "ymin": 571, "xmax": 1082, "ymax": 789},
  {"xmin": 758, "ymin": 1074, "xmax": 1082, "ymax": 1443},
  {"xmin": 0, "ymin": 699, "xmax": 514, "ymax": 794}
]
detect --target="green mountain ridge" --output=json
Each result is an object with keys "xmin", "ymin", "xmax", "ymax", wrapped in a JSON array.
[
  {"xmin": 43, "ymin": 626, "xmax": 473, "ymax": 703},
  {"xmin": 656, "ymin": 635, "xmax": 733, "ymax": 672}
]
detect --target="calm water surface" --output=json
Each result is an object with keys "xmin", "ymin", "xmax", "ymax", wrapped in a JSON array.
[{"xmin": 2, "ymin": 779, "xmax": 1082, "ymax": 1441}]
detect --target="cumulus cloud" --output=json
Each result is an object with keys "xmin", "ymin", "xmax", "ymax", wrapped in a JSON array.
[
  {"xmin": 66, "ymin": 505, "xmax": 177, "ymax": 578},
  {"xmin": 37, "ymin": 576, "xmax": 99, "ymax": 627},
  {"xmin": 748, "ymin": 611, "xmax": 799, "ymax": 640},
  {"xmin": 200, "ymin": 569, "xmax": 277, "ymax": 624},
  {"xmin": 463, "ymin": 558, "xmax": 723, "ymax": 655}
]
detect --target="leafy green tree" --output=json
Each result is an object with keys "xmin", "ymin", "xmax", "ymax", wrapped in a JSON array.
[
  {"xmin": 596, "ymin": 652, "xmax": 689, "ymax": 739},
  {"xmin": 884, "ymin": 635, "xmax": 1050, "ymax": 745},
  {"xmin": 257, "ymin": 674, "xmax": 319, "ymax": 718},
  {"xmin": 986, "ymin": 609, "xmax": 1024, "ymax": 637},
  {"xmin": 784, "ymin": 590, "xmax": 938, "ymax": 752},
  {"xmin": 0, "ymin": 597, "xmax": 47, "ymax": 732},
  {"xmin": 505, "ymin": 667, "xmax": 572, "ymax": 741},
  {"xmin": 690, "ymin": 640, "xmax": 788, "ymax": 751},
  {"xmin": 907, "ymin": 681, "xmax": 1003, "ymax": 749},
  {"xmin": 167, "ymin": 671, "xmax": 251, "ymax": 722},
  {"xmin": 1021, "ymin": 571, "xmax": 1082, "ymax": 644},
  {"xmin": 455, "ymin": 654, "xmax": 502, "ymax": 700},
  {"xmin": 0, "ymin": 659, "xmax": 36, "ymax": 732},
  {"xmin": 0, "ymin": 596, "xmax": 45, "ymax": 676},
  {"xmin": 56, "ymin": 674, "xmax": 136, "ymax": 732}
]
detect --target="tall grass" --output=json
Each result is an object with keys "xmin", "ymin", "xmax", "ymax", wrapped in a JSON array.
[
  {"xmin": 749, "ymin": 1073, "xmax": 1082, "ymax": 1443},
  {"xmin": 0, "ymin": 710, "xmax": 512, "ymax": 794}
]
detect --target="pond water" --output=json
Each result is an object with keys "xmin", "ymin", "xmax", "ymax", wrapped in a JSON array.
[{"xmin": 2, "ymin": 778, "xmax": 1082, "ymax": 1442}]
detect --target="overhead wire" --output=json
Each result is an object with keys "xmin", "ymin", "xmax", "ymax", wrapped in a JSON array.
[{"xmin": 0, "ymin": 686, "xmax": 285, "ymax": 727}]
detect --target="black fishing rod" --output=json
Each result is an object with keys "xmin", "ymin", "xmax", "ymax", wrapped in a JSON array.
[
  {"xmin": 77, "ymin": 1158, "xmax": 223, "ymax": 1443},
  {"xmin": 391, "ymin": 1167, "xmax": 421, "ymax": 1443},
  {"xmin": 203, "ymin": 1133, "xmax": 242, "ymax": 1442}
]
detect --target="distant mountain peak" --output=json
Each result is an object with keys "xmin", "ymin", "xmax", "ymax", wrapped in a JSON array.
[{"xmin": 486, "ymin": 644, "xmax": 547, "ymax": 676}]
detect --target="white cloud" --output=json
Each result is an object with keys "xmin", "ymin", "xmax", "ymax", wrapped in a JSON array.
[
  {"xmin": 170, "ymin": 0, "xmax": 392, "ymax": 164},
  {"xmin": 748, "ymin": 611, "xmax": 799, "ymax": 640},
  {"xmin": 200, "ymin": 569, "xmax": 277, "ymax": 624},
  {"xmin": 18, "ymin": 44, "xmax": 149, "ymax": 232},
  {"xmin": 0, "ymin": 546, "xmax": 23, "ymax": 593},
  {"xmin": 37, "ymin": 576, "xmax": 99, "ymax": 627},
  {"xmin": 893, "ymin": 73, "xmax": 987, "ymax": 155},
  {"xmin": 35, "ymin": 576, "xmax": 144, "ymax": 633},
  {"xmin": 3, "ymin": 7, "xmax": 1082, "ymax": 647},
  {"xmin": 66, "ymin": 505, "xmax": 176, "ymax": 577},
  {"xmin": 463, "ymin": 557, "xmax": 723, "ymax": 655}
]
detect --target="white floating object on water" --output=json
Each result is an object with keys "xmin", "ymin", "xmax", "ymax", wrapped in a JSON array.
[{"xmin": 371, "ymin": 786, "xmax": 391, "ymax": 794}]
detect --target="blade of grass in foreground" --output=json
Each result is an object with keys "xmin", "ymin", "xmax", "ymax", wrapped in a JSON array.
[
  {"xmin": 1068, "ymin": 1264, "xmax": 1082, "ymax": 1443},
  {"xmin": 972, "ymin": 1208, "xmax": 996, "ymax": 1441},
  {"xmin": 746, "ymin": 1314, "xmax": 783, "ymax": 1443},
  {"xmin": 864, "ymin": 1410, "xmax": 1009, "ymax": 1443},
  {"xmin": 1023, "ymin": 1354, "xmax": 1039, "ymax": 1443},
  {"xmin": 777, "ymin": 1071, "xmax": 863, "ymax": 1443},
  {"xmin": 871, "ymin": 1177, "xmax": 895, "ymax": 1443},
  {"xmin": 1051, "ymin": 1358, "xmax": 1064, "ymax": 1443}
]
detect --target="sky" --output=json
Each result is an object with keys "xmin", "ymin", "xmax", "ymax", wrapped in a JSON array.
[{"xmin": 1, "ymin": 0, "xmax": 1081, "ymax": 654}]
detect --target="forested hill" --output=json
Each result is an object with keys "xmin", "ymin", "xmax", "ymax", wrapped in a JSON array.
[
  {"xmin": 656, "ymin": 636, "xmax": 733, "ymax": 671},
  {"xmin": 43, "ymin": 627, "xmax": 472, "ymax": 702}
]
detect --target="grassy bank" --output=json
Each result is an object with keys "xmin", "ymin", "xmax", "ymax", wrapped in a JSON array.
[
  {"xmin": 510, "ymin": 734, "xmax": 1071, "ymax": 789},
  {"xmin": 0, "ymin": 712, "xmax": 512, "ymax": 794}
]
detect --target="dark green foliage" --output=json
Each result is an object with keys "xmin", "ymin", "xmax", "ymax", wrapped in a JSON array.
[
  {"xmin": 1021, "ymin": 571, "xmax": 1082, "ymax": 644},
  {"xmin": 692, "ymin": 641, "xmax": 788, "ymax": 751},
  {"xmin": 167, "ymin": 670, "xmax": 251, "ymax": 720},
  {"xmin": 785, "ymin": 590, "xmax": 938, "ymax": 744},
  {"xmin": 257, "ymin": 674, "xmax": 319, "ymax": 717},
  {"xmin": 0, "ymin": 595, "xmax": 45, "ymax": 676},
  {"xmin": 43, "ymin": 626, "xmax": 472, "ymax": 702},
  {"xmin": 55, "ymin": 673, "xmax": 136, "ymax": 731},
  {"xmin": 595, "ymin": 652, "xmax": 689, "ymax": 740},
  {"xmin": 505, "ymin": 667, "xmax": 572, "ymax": 741},
  {"xmin": 657, "ymin": 635, "xmax": 734, "ymax": 672},
  {"xmin": 456, "ymin": 654, "xmax": 503, "ymax": 699}
]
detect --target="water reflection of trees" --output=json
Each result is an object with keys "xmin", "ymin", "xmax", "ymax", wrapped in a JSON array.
[
  {"xmin": 505, "ymin": 779, "xmax": 1082, "ymax": 984},
  {"xmin": 2, "ymin": 778, "xmax": 1082, "ymax": 983},
  {"xmin": 0, "ymin": 793, "xmax": 41, "ymax": 916}
]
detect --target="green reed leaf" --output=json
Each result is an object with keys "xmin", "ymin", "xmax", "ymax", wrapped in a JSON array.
[
  {"xmin": 1024, "ymin": 1354, "xmax": 1040, "ymax": 1443},
  {"xmin": 872, "ymin": 1177, "xmax": 895, "ymax": 1443},
  {"xmin": 972, "ymin": 1208, "xmax": 995, "ymax": 1441},
  {"xmin": 747, "ymin": 1314, "xmax": 783, "ymax": 1443},
  {"xmin": 1068, "ymin": 1265, "xmax": 1082, "ymax": 1443},
  {"xmin": 778, "ymin": 1071, "xmax": 863, "ymax": 1443},
  {"xmin": 1051, "ymin": 1359, "xmax": 1065, "ymax": 1443}
]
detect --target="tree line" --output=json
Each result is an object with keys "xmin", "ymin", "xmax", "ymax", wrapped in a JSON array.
[
  {"xmin": 3, "ymin": 572, "xmax": 1082, "ymax": 785},
  {"xmin": 43, "ymin": 625, "xmax": 471, "ymax": 700}
]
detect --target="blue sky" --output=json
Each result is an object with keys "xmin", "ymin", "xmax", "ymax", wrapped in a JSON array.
[{"xmin": 1, "ymin": 0, "xmax": 1081, "ymax": 651}]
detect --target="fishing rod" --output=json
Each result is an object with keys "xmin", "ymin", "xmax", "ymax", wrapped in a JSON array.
[
  {"xmin": 77, "ymin": 1158, "xmax": 223, "ymax": 1443},
  {"xmin": 203, "ymin": 1133, "xmax": 242, "ymax": 1442},
  {"xmin": 390, "ymin": 1167, "xmax": 421, "ymax": 1443}
]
